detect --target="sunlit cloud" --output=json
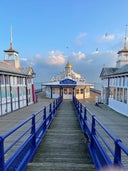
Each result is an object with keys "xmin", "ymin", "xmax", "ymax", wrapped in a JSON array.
[
  {"xmin": 20, "ymin": 57, "xmax": 28, "ymax": 61},
  {"xmin": 92, "ymin": 48, "xmax": 99, "ymax": 55},
  {"xmin": 74, "ymin": 32, "xmax": 87, "ymax": 46},
  {"xmin": 87, "ymin": 59, "xmax": 94, "ymax": 63},
  {"xmin": 30, "ymin": 48, "xmax": 118, "ymax": 89},
  {"xmin": 45, "ymin": 50, "xmax": 66, "ymax": 65},
  {"xmin": 34, "ymin": 54, "xmax": 42, "ymax": 59},
  {"xmin": 72, "ymin": 51, "xmax": 86, "ymax": 60},
  {"xmin": 97, "ymin": 33, "xmax": 115, "ymax": 43}
]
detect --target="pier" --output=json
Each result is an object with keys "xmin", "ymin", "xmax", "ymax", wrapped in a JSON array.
[{"xmin": 0, "ymin": 92, "xmax": 128, "ymax": 170}]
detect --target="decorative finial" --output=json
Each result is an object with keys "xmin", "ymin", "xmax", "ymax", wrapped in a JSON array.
[
  {"xmin": 30, "ymin": 62, "xmax": 32, "ymax": 68},
  {"xmin": 124, "ymin": 24, "xmax": 128, "ymax": 49},
  {"xmin": 10, "ymin": 25, "xmax": 13, "ymax": 49}
]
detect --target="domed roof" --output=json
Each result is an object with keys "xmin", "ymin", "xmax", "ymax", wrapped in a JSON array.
[{"xmin": 66, "ymin": 60, "xmax": 72, "ymax": 68}]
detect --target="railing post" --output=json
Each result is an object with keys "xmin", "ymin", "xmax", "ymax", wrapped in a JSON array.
[
  {"xmin": 77, "ymin": 101, "xmax": 79, "ymax": 114},
  {"xmin": 79, "ymin": 103, "xmax": 82, "ymax": 122},
  {"xmin": 43, "ymin": 107, "xmax": 46, "ymax": 129},
  {"xmin": 114, "ymin": 139, "xmax": 122, "ymax": 165},
  {"xmin": 31, "ymin": 114, "xmax": 36, "ymax": 147},
  {"xmin": 56, "ymin": 99, "xmax": 58, "ymax": 110},
  {"xmin": 90, "ymin": 115, "xmax": 96, "ymax": 146},
  {"xmin": 83, "ymin": 107, "xmax": 87, "ymax": 133},
  {"xmin": 80, "ymin": 103, "xmax": 82, "ymax": 113},
  {"xmin": 49, "ymin": 103, "xmax": 52, "ymax": 113},
  {"xmin": 49, "ymin": 103, "xmax": 52, "ymax": 120},
  {"xmin": 84, "ymin": 107, "xmax": 87, "ymax": 120},
  {"xmin": 60, "ymin": 96, "xmax": 62, "ymax": 104},
  {"xmin": 91, "ymin": 115, "xmax": 96, "ymax": 135},
  {"xmin": 0, "ymin": 136, "xmax": 5, "ymax": 171},
  {"xmin": 53, "ymin": 101, "xmax": 55, "ymax": 115}
]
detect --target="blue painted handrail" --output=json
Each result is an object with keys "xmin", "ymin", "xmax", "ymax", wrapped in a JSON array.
[
  {"xmin": 0, "ymin": 96, "xmax": 62, "ymax": 171},
  {"xmin": 73, "ymin": 96, "xmax": 128, "ymax": 170}
]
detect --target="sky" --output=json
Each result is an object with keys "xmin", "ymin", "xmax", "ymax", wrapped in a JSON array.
[{"xmin": 0, "ymin": 0, "xmax": 128, "ymax": 89}]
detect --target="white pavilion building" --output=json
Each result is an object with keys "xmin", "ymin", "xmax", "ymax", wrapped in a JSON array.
[
  {"xmin": 42, "ymin": 61, "xmax": 94, "ymax": 99},
  {"xmin": 0, "ymin": 28, "xmax": 36, "ymax": 116},
  {"xmin": 100, "ymin": 27, "xmax": 128, "ymax": 117}
]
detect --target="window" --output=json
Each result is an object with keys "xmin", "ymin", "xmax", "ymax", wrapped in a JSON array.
[
  {"xmin": 1, "ymin": 87, "xmax": 5, "ymax": 98},
  {"xmin": 117, "ymin": 88, "xmax": 123, "ymax": 102},
  {"xmin": 86, "ymin": 88, "xmax": 89, "ymax": 93},
  {"xmin": 127, "ymin": 76, "xmax": 128, "ymax": 86},
  {"xmin": 0, "ymin": 75, "xmax": 4, "ymax": 84},
  {"xmin": 27, "ymin": 78, "xmax": 31, "ymax": 83},
  {"xmin": 69, "ymin": 88, "xmax": 72, "ymax": 94},
  {"xmin": 52, "ymin": 88, "xmax": 59, "ymax": 94},
  {"xmin": 116, "ymin": 77, "xmax": 118, "ymax": 86},
  {"xmin": 13, "ymin": 77, "xmax": 16, "ymax": 85},
  {"xmin": 20, "ymin": 78, "xmax": 23, "ymax": 84},
  {"xmin": 80, "ymin": 89, "xmax": 84, "ymax": 94},
  {"xmin": 5, "ymin": 76, "xmax": 10, "ymax": 84},
  {"xmin": 109, "ymin": 87, "xmax": 116, "ymax": 99},
  {"xmin": 119, "ymin": 77, "xmax": 121, "ymax": 86},
  {"xmin": 6, "ymin": 86, "xmax": 10, "ymax": 97},
  {"xmin": 124, "ymin": 88, "xmax": 127, "ymax": 103},
  {"xmin": 17, "ymin": 77, "xmax": 20, "ymax": 84},
  {"xmin": 76, "ymin": 89, "xmax": 79, "ymax": 94},
  {"xmin": 64, "ymin": 88, "xmax": 67, "ymax": 94},
  {"xmin": 12, "ymin": 87, "xmax": 17, "ymax": 98},
  {"xmin": 123, "ymin": 76, "xmax": 125, "ymax": 86}
]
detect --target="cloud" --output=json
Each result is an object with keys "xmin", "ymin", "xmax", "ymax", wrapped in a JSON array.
[
  {"xmin": 87, "ymin": 59, "xmax": 94, "ymax": 63},
  {"xmin": 45, "ymin": 50, "xmax": 66, "ymax": 65},
  {"xmin": 72, "ymin": 51, "xmax": 86, "ymax": 60},
  {"xmin": 34, "ymin": 54, "xmax": 42, "ymax": 59},
  {"xmin": 20, "ymin": 57, "xmax": 28, "ymax": 61},
  {"xmin": 87, "ymin": 50, "xmax": 117, "ymax": 67},
  {"xmin": 29, "ymin": 49, "xmax": 118, "ymax": 90},
  {"xmin": 92, "ymin": 48, "xmax": 99, "ymax": 55},
  {"xmin": 74, "ymin": 32, "xmax": 87, "ymax": 46},
  {"xmin": 97, "ymin": 33, "xmax": 115, "ymax": 43}
]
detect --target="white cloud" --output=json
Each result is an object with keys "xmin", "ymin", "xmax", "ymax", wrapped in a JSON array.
[
  {"xmin": 20, "ymin": 57, "xmax": 28, "ymax": 61},
  {"xmin": 92, "ymin": 48, "xmax": 99, "ymax": 55},
  {"xmin": 34, "ymin": 54, "xmax": 42, "ymax": 59},
  {"xmin": 72, "ymin": 51, "xmax": 86, "ymax": 60},
  {"xmin": 45, "ymin": 50, "xmax": 66, "ymax": 65},
  {"xmin": 87, "ymin": 59, "xmax": 94, "ymax": 63},
  {"xmin": 31, "ymin": 49, "xmax": 118, "ymax": 90},
  {"xmin": 74, "ymin": 32, "xmax": 87, "ymax": 46},
  {"xmin": 97, "ymin": 33, "xmax": 115, "ymax": 43}
]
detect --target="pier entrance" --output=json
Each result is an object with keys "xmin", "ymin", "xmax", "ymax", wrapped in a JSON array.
[{"xmin": 63, "ymin": 88, "xmax": 73, "ymax": 99}]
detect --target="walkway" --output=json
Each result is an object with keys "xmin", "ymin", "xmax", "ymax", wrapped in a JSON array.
[
  {"xmin": 0, "ymin": 93, "xmax": 53, "ymax": 135},
  {"xmin": 81, "ymin": 101, "xmax": 128, "ymax": 148},
  {"xmin": 26, "ymin": 100, "xmax": 95, "ymax": 171}
]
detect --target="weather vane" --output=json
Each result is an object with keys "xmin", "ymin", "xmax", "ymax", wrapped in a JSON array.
[{"xmin": 124, "ymin": 24, "xmax": 128, "ymax": 49}]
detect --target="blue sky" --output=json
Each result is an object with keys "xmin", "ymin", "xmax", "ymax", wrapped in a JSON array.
[{"xmin": 0, "ymin": 0, "xmax": 128, "ymax": 89}]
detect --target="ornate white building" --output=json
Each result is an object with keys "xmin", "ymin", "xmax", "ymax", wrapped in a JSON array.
[
  {"xmin": 0, "ymin": 28, "xmax": 36, "ymax": 116},
  {"xmin": 100, "ymin": 27, "xmax": 128, "ymax": 117},
  {"xmin": 42, "ymin": 61, "xmax": 94, "ymax": 99}
]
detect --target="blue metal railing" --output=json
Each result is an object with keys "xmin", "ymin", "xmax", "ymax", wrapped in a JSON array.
[
  {"xmin": 0, "ymin": 96, "xmax": 62, "ymax": 171},
  {"xmin": 73, "ymin": 96, "xmax": 128, "ymax": 170}
]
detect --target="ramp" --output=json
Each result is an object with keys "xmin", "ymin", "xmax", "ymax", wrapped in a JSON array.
[{"xmin": 26, "ymin": 100, "xmax": 95, "ymax": 171}]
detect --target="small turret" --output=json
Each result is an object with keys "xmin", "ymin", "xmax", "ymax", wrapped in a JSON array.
[
  {"xmin": 65, "ymin": 60, "xmax": 72, "ymax": 77},
  {"xmin": 4, "ymin": 25, "xmax": 20, "ymax": 69},
  {"xmin": 116, "ymin": 25, "xmax": 128, "ymax": 67}
]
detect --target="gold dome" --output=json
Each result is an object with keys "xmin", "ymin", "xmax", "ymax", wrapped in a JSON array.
[{"xmin": 66, "ymin": 60, "xmax": 72, "ymax": 68}]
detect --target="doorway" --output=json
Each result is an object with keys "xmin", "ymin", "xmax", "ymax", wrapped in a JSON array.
[{"xmin": 63, "ymin": 88, "xmax": 73, "ymax": 99}]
